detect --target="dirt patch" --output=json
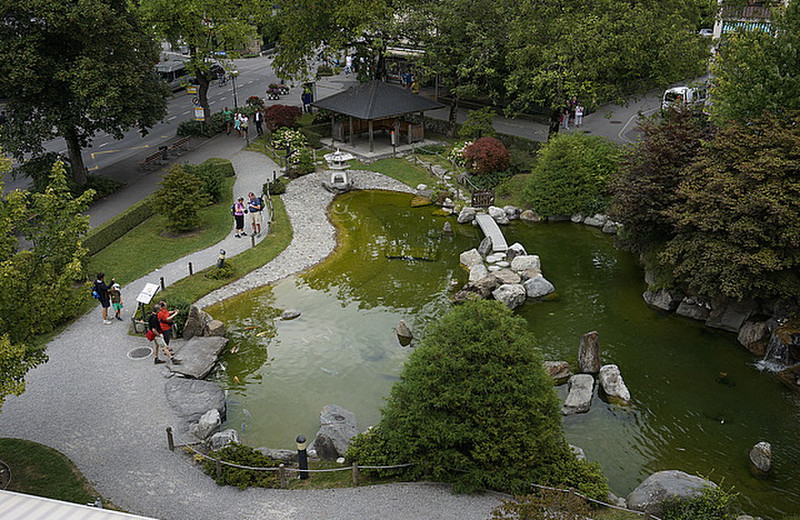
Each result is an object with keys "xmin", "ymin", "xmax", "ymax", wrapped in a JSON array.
[{"xmin": 159, "ymin": 228, "xmax": 203, "ymax": 239}]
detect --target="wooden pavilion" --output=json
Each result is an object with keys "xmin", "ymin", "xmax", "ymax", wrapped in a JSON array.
[{"xmin": 312, "ymin": 80, "xmax": 444, "ymax": 152}]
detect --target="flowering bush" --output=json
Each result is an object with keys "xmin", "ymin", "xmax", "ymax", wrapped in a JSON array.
[
  {"xmin": 263, "ymin": 104, "xmax": 302, "ymax": 130},
  {"xmin": 463, "ymin": 137, "xmax": 510, "ymax": 174},
  {"xmin": 271, "ymin": 127, "xmax": 307, "ymax": 152},
  {"xmin": 447, "ymin": 141, "xmax": 472, "ymax": 168},
  {"xmin": 246, "ymin": 96, "xmax": 264, "ymax": 109}
]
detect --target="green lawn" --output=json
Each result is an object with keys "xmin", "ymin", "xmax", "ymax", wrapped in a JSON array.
[
  {"xmin": 351, "ymin": 158, "xmax": 437, "ymax": 189},
  {"xmin": 495, "ymin": 173, "xmax": 532, "ymax": 209},
  {"xmin": 157, "ymin": 196, "xmax": 292, "ymax": 305},
  {"xmin": 0, "ymin": 438, "xmax": 115, "ymax": 508},
  {"xmin": 87, "ymin": 177, "xmax": 235, "ymax": 286}
]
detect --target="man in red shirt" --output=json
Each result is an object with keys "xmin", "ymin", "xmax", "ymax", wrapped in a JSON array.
[{"xmin": 158, "ymin": 300, "xmax": 180, "ymax": 346}]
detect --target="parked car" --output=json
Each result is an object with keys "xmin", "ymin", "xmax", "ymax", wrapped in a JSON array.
[{"xmin": 661, "ymin": 85, "xmax": 709, "ymax": 110}]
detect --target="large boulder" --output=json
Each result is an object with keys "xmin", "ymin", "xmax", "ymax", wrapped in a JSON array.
[
  {"xmin": 602, "ymin": 220, "xmax": 621, "ymax": 234},
  {"xmin": 169, "ymin": 336, "xmax": 229, "ymax": 379},
  {"xmin": 394, "ymin": 320, "xmax": 413, "ymax": 346},
  {"xmin": 165, "ymin": 379, "xmax": 227, "ymax": 433},
  {"xmin": 676, "ymin": 297, "xmax": 712, "ymax": 321},
  {"xmin": 627, "ymin": 471, "xmax": 717, "ymax": 516},
  {"xmin": 643, "ymin": 289, "xmax": 684, "ymax": 312},
  {"xmin": 506, "ymin": 242, "xmax": 527, "ymax": 261},
  {"xmin": 477, "ymin": 237, "xmax": 493, "ymax": 257},
  {"xmin": 189, "ymin": 408, "xmax": 221, "ymax": 440},
  {"xmin": 570, "ymin": 214, "xmax": 584, "ymax": 224},
  {"xmin": 469, "ymin": 275, "xmax": 501, "ymax": 298},
  {"xmin": 460, "ymin": 248, "xmax": 483, "ymax": 268},
  {"xmin": 510, "ymin": 255, "xmax": 541, "ymax": 273},
  {"xmin": 457, "ymin": 207, "xmax": 477, "ymax": 224},
  {"xmin": 749, "ymin": 441, "xmax": 772, "ymax": 475},
  {"xmin": 578, "ymin": 331, "xmax": 601, "ymax": 374},
  {"xmin": 583, "ymin": 214, "xmax": 607, "ymax": 227},
  {"xmin": 255, "ymin": 448, "xmax": 297, "ymax": 463},
  {"xmin": 492, "ymin": 284, "xmax": 527, "ymax": 310},
  {"xmin": 561, "ymin": 374, "xmax": 594, "ymax": 415},
  {"xmin": 738, "ymin": 320, "xmax": 773, "ymax": 356},
  {"xmin": 183, "ymin": 305, "xmax": 213, "ymax": 340},
  {"xmin": 309, "ymin": 404, "xmax": 359, "ymax": 460},
  {"xmin": 488, "ymin": 206, "xmax": 510, "ymax": 225},
  {"xmin": 205, "ymin": 320, "xmax": 226, "ymax": 337},
  {"xmin": 706, "ymin": 298, "xmax": 758, "ymax": 333},
  {"xmin": 504, "ymin": 206, "xmax": 521, "ymax": 220},
  {"xmin": 485, "ymin": 252, "xmax": 507, "ymax": 264},
  {"xmin": 543, "ymin": 361, "xmax": 571, "ymax": 383},
  {"xmin": 599, "ymin": 364, "xmax": 631, "ymax": 404},
  {"xmin": 493, "ymin": 269, "xmax": 521, "ymax": 285},
  {"xmin": 209, "ymin": 428, "xmax": 240, "ymax": 451},
  {"xmin": 523, "ymin": 275, "xmax": 555, "ymax": 299},
  {"xmin": 519, "ymin": 268, "xmax": 542, "ymax": 282},
  {"xmin": 519, "ymin": 210, "xmax": 540, "ymax": 222},
  {"xmin": 469, "ymin": 264, "xmax": 490, "ymax": 283}
]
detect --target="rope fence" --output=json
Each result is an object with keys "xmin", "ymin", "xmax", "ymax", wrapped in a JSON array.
[{"xmin": 168, "ymin": 426, "xmax": 661, "ymax": 518}]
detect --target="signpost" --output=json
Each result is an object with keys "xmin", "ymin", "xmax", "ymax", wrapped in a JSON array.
[{"xmin": 135, "ymin": 282, "xmax": 160, "ymax": 332}]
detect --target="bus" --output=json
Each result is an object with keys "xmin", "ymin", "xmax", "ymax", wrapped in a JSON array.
[{"xmin": 155, "ymin": 60, "xmax": 191, "ymax": 92}]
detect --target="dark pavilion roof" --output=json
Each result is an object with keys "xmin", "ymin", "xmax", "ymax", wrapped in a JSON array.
[{"xmin": 312, "ymin": 80, "xmax": 444, "ymax": 120}]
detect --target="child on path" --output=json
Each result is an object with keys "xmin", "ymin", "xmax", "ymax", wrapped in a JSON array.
[
  {"xmin": 109, "ymin": 280, "xmax": 123, "ymax": 321},
  {"xmin": 233, "ymin": 197, "xmax": 247, "ymax": 238}
]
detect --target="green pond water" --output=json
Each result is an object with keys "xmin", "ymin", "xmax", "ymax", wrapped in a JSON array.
[{"xmin": 206, "ymin": 190, "xmax": 800, "ymax": 518}]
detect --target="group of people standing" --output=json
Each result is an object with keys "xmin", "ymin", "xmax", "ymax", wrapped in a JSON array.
[
  {"xmin": 93, "ymin": 273, "xmax": 123, "ymax": 325},
  {"xmin": 222, "ymin": 106, "xmax": 264, "ymax": 138},
  {"xmin": 231, "ymin": 191, "xmax": 264, "ymax": 238},
  {"xmin": 561, "ymin": 97, "xmax": 585, "ymax": 130}
]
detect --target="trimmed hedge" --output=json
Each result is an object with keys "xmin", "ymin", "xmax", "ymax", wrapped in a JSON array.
[{"xmin": 83, "ymin": 198, "xmax": 155, "ymax": 255}]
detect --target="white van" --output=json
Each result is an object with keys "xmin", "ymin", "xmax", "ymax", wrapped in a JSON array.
[{"xmin": 661, "ymin": 86, "xmax": 708, "ymax": 110}]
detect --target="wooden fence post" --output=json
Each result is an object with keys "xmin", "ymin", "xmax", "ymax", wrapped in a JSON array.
[
  {"xmin": 351, "ymin": 463, "xmax": 360, "ymax": 486},
  {"xmin": 278, "ymin": 464, "xmax": 288, "ymax": 489},
  {"xmin": 215, "ymin": 459, "xmax": 222, "ymax": 480}
]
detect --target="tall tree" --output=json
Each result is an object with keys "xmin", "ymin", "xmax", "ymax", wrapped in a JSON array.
[
  {"xmin": 139, "ymin": 0, "xmax": 265, "ymax": 121},
  {"xmin": 271, "ymin": 0, "xmax": 400, "ymax": 81},
  {"xmin": 661, "ymin": 112, "xmax": 800, "ymax": 302},
  {"xmin": 506, "ymin": 0, "xmax": 710, "ymax": 137},
  {"xmin": 710, "ymin": 1, "xmax": 800, "ymax": 124},
  {"xmin": 0, "ymin": 0, "xmax": 169, "ymax": 185},
  {"xmin": 0, "ymin": 158, "xmax": 93, "ymax": 410}
]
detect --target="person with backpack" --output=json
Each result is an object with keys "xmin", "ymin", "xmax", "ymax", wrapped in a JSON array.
[
  {"xmin": 147, "ymin": 305, "xmax": 180, "ymax": 365},
  {"xmin": 232, "ymin": 196, "xmax": 247, "ymax": 238},
  {"xmin": 93, "ymin": 272, "xmax": 112, "ymax": 324},
  {"xmin": 247, "ymin": 192, "xmax": 263, "ymax": 236}
]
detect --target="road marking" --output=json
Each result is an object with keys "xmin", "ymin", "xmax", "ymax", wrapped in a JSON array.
[
  {"xmin": 220, "ymin": 97, "xmax": 226, "ymax": 100},
  {"xmin": 182, "ymin": 110, "xmax": 190, "ymax": 115},
  {"xmin": 99, "ymin": 142, "xmax": 109, "ymax": 148},
  {"xmin": 618, "ymin": 107, "xmax": 659, "ymax": 142},
  {"xmin": 168, "ymin": 116, "xmax": 177, "ymax": 121},
  {"xmin": 58, "ymin": 149, "xmax": 67, "ymax": 155},
  {"xmin": 160, "ymin": 135, "xmax": 170, "ymax": 139},
  {"xmin": 209, "ymin": 100, "xmax": 216, "ymax": 104}
]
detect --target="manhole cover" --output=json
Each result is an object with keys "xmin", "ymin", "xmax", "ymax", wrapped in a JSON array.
[
  {"xmin": 127, "ymin": 347, "xmax": 152, "ymax": 360},
  {"xmin": 609, "ymin": 120, "xmax": 623, "ymax": 124}
]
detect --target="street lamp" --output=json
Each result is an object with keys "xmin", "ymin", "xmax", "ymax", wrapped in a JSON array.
[{"xmin": 229, "ymin": 69, "xmax": 239, "ymax": 109}]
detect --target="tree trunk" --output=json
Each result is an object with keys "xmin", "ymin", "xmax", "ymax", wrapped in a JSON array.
[
  {"xmin": 548, "ymin": 109, "xmax": 561, "ymax": 140},
  {"xmin": 448, "ymin": 96, "xmax": 459, "ymax": 137},
  {"xmin": 197, "ymin": 72, "xmax": 211, "ymax": 125},
  {"xmin": 64, "ymin": 130, "xmax": 87, "ymax": 185}
]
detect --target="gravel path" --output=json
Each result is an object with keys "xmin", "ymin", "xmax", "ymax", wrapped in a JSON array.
[{"xmin": 0, "ymin": 157, "xmax": 504, "ymax": 520}]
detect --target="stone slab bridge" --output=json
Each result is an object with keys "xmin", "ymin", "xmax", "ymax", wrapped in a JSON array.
[{"xmin": 474, "ymin": 214, "xmax": 508, "ymax": 252}]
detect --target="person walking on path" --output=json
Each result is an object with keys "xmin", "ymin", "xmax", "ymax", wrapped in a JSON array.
[
  {"xmin": 575, "ymin": 104, "xmax": 584, "ymax": 127},
  {"xmin": 562, "ymin": 107, "xmax": 570, "ymax": 129},
  {"xmin": 240, "ymin": 113, "xmax": 249, "ymax": 139},
  {"xmin": 232, "ymin": 196, "xmax": 247, "ymax": 238},
  {"xmin": 94, "ymin": 273, "xmax": 112, "ymax": 324},
  {"xmin": 109, "ymin": 280, "xmax": 123, "ymax": 321},
  {"xmin": 253, "ymin": 108, "xmax": 264, "ymax": 136},
  {"xmin": 234, "ymin": 111, "xmax": 242, "ymax": 138},
  {"xmin": 147, "ymin": 305, "xmax": 180, "ymax": 365},
  {"xmin": 223, "ymin": 107, "xmax": 233, "ymax": 135},
  {"xmin": 247, "ymin": 192, "xmax": 263, "ymax": 236},
  {"xmin": 157, "ymin": 300, "xmax": 180, "ymax": 347}
]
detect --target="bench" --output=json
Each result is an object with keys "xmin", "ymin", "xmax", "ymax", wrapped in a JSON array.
[
  {"xmin": 139, "ymin": 151, "xmax": 165, "ymax": 171},
  {"xmin": 167, "ymin": 137, "xmax": 191, "ymax": 156}
]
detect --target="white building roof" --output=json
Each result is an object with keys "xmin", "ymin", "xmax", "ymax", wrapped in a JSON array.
[{"xmin": 0, "ymin": 490, "xmax": 159, "ymax": 520}]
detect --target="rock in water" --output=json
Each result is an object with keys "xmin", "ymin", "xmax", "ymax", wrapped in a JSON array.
[
  {"xmin": 523, "ymin": 275, "xmax": 555, "ymax": 299},
  {"xmin": 627, "ymin": 471, "xmax": 717, "ymax": 516},
  {"xmin": 749, "ymin": 441, "xmax": 772, "ymax": 475},
  {"xmin": 469, "ymin": 264, "xmax": 489, "ymax": 283},
  {"xmin": 442, "ymin": 221, "xmax": 452, "ymax": 235},
  {"xmin": 309, "ymin": 404, "xmax": 358, "ymax": 460},
  {"xmin": 281, "ymin": 309, "xmax": 301, "ymax": 320},
  {"xmin": 643, "ymin": 289, "xmax": 684, "ymax": 312},
  {"xmin": 599, "ymin": 364, "xmax": 631, "ymax": 404},
  {"xmin": 492, "ymin": 284, "xmax": 527, "ymax": 310},
  {"xmin": 209, "ymin": 429, "xmax": 240, "ymax": 451},
  {"xmin": 578, "ymin": 331, "xmax": 601, "ymax": 374},
  {"xmin": 457, "ymin": 207, "xmax": 477, "ymax": 224},
  {"xmin": 394, "ymin": 320, "xmax": 413, "ymax": 346},
  {"xmin": 510, "ymin": 255, "xmax": 540, "ymax": 272},
  {"xmin": 190, "ymin": 409, "xmax": 221, "ymax": 440},
  {"xmin": 477, "ymin": 237, "xmax": 493, "ymax": 257},
  {"xmin": 460, "ymin": 248, "xmax": 483, "ymax": 268},
  {"xmin": 543, "ymin": 361, "xmax": 570, "ymax": 383},
  {"xmin": 561, "ymin": 374, "xmax": 594, "ymax": 415}
]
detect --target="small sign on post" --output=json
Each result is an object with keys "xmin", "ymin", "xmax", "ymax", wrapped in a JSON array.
[
  {"xmin": 186, "ymin": 86, "xmax": 197, "ymax": 95},
  {"xmin": 194, "ymin": 107, "xmax": 205, "ymax": 121}
]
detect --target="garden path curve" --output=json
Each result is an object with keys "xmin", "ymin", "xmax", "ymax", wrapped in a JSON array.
[{"xmin": 0, "ymin": 155, "xmax": 505, "ymax": 520}]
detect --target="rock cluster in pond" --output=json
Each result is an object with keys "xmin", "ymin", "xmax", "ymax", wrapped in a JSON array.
[
  {"xmin": 561, "ymin": 331, "xmax": 632, "ymax": 415},
  {"xmin": 165, "ymin": 378, "xmax": 227, "ymax": 435},
  {"xmin": 455, "ymin": 242, "xmax": 555, "ymax": 310},
  {"xmin": 308, "ymin": 404, "xmax": 359, "ymax": 460},
  {"xmin": 183, "ymin": 305, "xmax": 227, "ymax": 340}
]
